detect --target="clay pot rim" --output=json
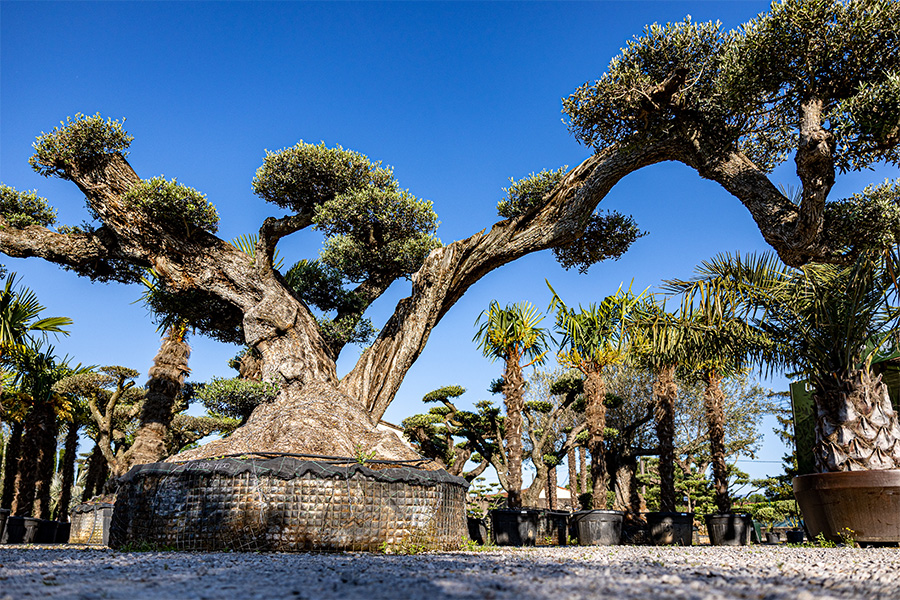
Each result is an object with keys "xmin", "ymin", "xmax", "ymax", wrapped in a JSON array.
[{"xmin": 793, "ymin": 469, "xmax": 900, "ymax": 492}]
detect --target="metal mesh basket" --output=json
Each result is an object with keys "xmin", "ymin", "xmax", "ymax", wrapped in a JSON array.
[{"xmin": 109, "ymin": 455, "xmax": 468, "ymax": 552}]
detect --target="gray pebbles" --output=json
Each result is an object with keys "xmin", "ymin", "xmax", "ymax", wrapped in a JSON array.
[{"xmin": 1, "ymin": 545, "xmax": 899, "ymax": 600}]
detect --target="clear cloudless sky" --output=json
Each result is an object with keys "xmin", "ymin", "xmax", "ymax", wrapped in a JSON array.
[{"xmin": 2, "ymin": 1, "xmax": 898, "ymax": 488}]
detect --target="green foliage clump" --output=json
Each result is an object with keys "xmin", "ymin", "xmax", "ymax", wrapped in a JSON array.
[
  {"xmin": 0, "ymin": 185, "xmax": 57, "ymax": 228},
  {"xmin": 422, "ymin": 385, "xmax": 466, "ymax": 404},
  {"xmin": 30, "ymin": 113, "xmax": 133, "ymax": 179},
  {"xmin": 497, "ymin": 167, "xmax": 567, "ymax": 218},
  {"xmin": 123, "ymin": 177, "xmax": 219, "ymax": 235},
  {"xmin": 194, "ymin": 377, "xmax": 280, "ymax": 422},
  {"xmin": 552, "ymin": 211, "xmax": 646, "ymax": 274},
  {"xmin": 823, "ymin": 179, "xmax": 900, "ymax": 252},
  {"xmin": 252, "ymin": 142, "xmax": 393, "ymax": 213},
  {"xmin": 315, "ymin": 186, "xmax": 440, "ymax": 281}
]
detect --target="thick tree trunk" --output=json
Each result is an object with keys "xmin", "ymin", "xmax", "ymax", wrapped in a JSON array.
[
  {"xmin": 584, "ymin": 368, "xmax": 608, "ymax": 509},
  {"xmin": 123, "ymin": 325, "xmax": 191, "ymax": 471},
  {"xmin": 56, "ymin": 421, "xmax": 79, "ymax": 521},
  {"xmin": 0, "ymin": 420, "xmax": 23, "ymax": 509},
  {"xmin": 703, "ymin": 370, "xmax": 730, "ymax": 514},
  {"xmin": 11, "ymin": 407, "xmax": 45, "ymax": 516},
  {"xmin": 813, "ymin": 369, "xmax": 900, "ymax": 472},
  {"xmin": 567, "ymin": 444, "xmax": 578, "ymax": 502},
  {"xmin": 611, "ymin": 456, "xmax": 642, "ymax": 516},
  {"xmin": 578, "ymin": 446, "xmax": 588, "ymax": 505},
  {"xmin": 502, "ymin": 351, "xmax": 526, "ymax": 509},
  {"xmin": 34, "ymin": 403, "xmax": 58, "ymax": 519},
  {"xmin": 654, "ymin": 365, "xmax": 678, "ymax": 512}
]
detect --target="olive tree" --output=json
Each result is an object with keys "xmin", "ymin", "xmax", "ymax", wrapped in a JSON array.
[{"xmin": 2, "ymin": 0, "xmax": 898, "ymax": 460}]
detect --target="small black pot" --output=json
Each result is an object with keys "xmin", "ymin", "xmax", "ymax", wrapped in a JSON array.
[
  {"xmin": 569, "ymin": 510, "xmax": 623, "ymax": 546},
  {"xmin": 467, "ymin": 516, "xmax": 488, "ymax": 545},
  {"xmin": 490, "ymin": 509, "xmax": 539, "ymax": 546},
  {"xmin": 645, "ymin": 512, "xmax": 693, "ymax": 546},
  {"xmin": 705, "ymin": 513, "xmax": 752, "ymax": 546},
  {"xmin": 765, "ymin": 531, "xmax": 781, "ymax": 544},
  {"xmin": 1, "ymin": 515, "xmax": 25, "ymax": 544},
  {"xmin": 36, "ymin": 519, "xmax": 59, "ymax": 544},
  {"xmin": 786, "ymin": 529, "xmax": 805, "ymax": 544},
  {"xmin": 55, "ymin": 521, "xmax": 71, "ymax": 544},
  {"xmin": 0, "ymin": 508, "xmax": 9, "ymax": 543},
  {"xmin": 23, "ymin": 517, "xmax": 40, "ymax": 544}
]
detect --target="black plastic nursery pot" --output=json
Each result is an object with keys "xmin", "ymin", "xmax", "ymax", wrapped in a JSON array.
[
  {"xmin": 467, "ymin": 516, "xmax": 488, "ymax": 545},
  {"xmin": 0, "ymin": 509, "xmax": 8, "ymax": 542},
  {"xmin": 645, "ymin": 512, "xmax": 693, "ymax": 546},
  {"xmin": 537, "ymin": 510, "xmax": 570, "ymax": 546},
  {"xmin": 570, "ymin": 510, "xmax": 623, "ymax": 546},
  {"xmin": 36, "ymin": 519, "xmax": 58, "ymax": 544},
  {"xmin": 55, "ymin": 521, "xmax": 71, "ymax": 544},
  {"xmin": 705, "ymin": 513, "xmax": 752, "ymax": 546},
  {"xmin": 22, "ymin": 517, "xmax": 40, "ymax": 544},
  {"xmin": 785, "ymin": 530, "xmax": 805, "ymax": 544},
  {"xmin": 765, "ymin": 532, "xmax": 781, "ymax": 544},
  {"xmin": 490, "ymin": 509, "xmax": 539, "ymax": 546},
  {"xmin": 1, "ymin": 515, "xmax": 25, "ymax": 544}
]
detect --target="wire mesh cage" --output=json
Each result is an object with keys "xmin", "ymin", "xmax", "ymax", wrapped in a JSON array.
[{"xmin": 108, "ymin": 454, "xmax": 468, "ymax": 552}]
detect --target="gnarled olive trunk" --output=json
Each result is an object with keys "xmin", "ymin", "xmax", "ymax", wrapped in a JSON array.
[
  {"xmin": 584, "ymin": 368, "xmax": 608, "ymax": 509},
  {"xmin": 814, "ymin": 369, "xmax": 900, "ymax": 472},
  {"xmin": 702, "ymin": 370, "xmax": 730, "ymax": 514},
  {"xmin": 653, "ymin": 364, "xmax": 678, "ymax": 512},
  {"xmin": 81, "ymin": 444, "xmax": 109, "ymax": 502}
]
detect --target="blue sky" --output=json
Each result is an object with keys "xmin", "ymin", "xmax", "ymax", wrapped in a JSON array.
[{"xmin": 2, "ymin": 1, "xmax": 897, "ymax": 486}]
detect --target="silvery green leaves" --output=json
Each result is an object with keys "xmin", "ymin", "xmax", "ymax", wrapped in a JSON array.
[
  {"xmin": 823, "ymin": 179, "xmax": 900, "ymax": 252},
  {"xmin": 123, "ymin": 177, "xmax": 220, "ymax": 236},
  {"xmin": 29, "ymin": 113, "xmax": 133, "ymax": 179},
  {"xmin": 0, "ymin": 185, "xmax": 56, "ymax": 228},
  {"xmin": 498, "ymin": 167, "xmax": 567, "ymax": 219},
  {"xmin": 194, "ymin": 377, "xmax": 280, "ymax": 423}
]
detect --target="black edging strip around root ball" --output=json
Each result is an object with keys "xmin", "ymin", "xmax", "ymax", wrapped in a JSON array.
[{"xmin": 119, "ymin": 455, "xmax": 470, "ymax": 489}]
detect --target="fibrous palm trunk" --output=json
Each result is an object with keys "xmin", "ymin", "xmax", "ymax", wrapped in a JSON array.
[
  {"xmin": 578, "ymin": 446, "xmax": 588, "ymax": 507},
  {"xmin": 33, "ymin": 402, "xmax": 58, "ymax": 519},
  {"xmin": 123, "ymin": 325, "xmax": 191, "ymax": 471},
  {"xmin": 502, "ymin": 350, "xmax": 526, "ymax": 509},
  {"xmin": 567, "ymin": 444, "xmax": 578, "ymax": 506},
  {"xmin": 702, "ymin": 370, "xmax": 730, "ymax": 514},
  {"xmin": 0, "ymin": 420, "xmax": 23, "ymax": 509},
  {"xmin": 11, "ymin": 406, "xmax": 46, "ymax": 516},
  {"xmin": 584, "ymin": 368, "xmax": 608, "ymax": 509},
  {"xmin": 814, "ymin": 369, "xmax": 900, "ymax": 472},
  {"xmin": 547, "ymin": 465, "xmax": 557, "ymax": 510},
  {"xmin": 56, "ymin": 421, "xmax": 79, "ymax": 521},
  {"xmin": 654, "ymin": 364, "xmax": 678, "ymax": 512},
  {"xmin": 81, "ymin": 444, "xmax": 108, "ymax": 502}
]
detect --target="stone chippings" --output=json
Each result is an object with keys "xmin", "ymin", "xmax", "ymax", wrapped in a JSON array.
[{"xmin": 2, "ymin": 546, "xmax": 900, "ymax": 600}]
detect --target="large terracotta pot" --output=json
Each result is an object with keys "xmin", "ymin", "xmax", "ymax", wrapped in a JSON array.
[{"xmin": 793, "ymin": 470, "xmax": 900, "ymax": 544}]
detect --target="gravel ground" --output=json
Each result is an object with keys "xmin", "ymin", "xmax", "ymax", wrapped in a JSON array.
[{"xmin": 1, "ymin": 545, "xmax": 899, "ymax": 600}]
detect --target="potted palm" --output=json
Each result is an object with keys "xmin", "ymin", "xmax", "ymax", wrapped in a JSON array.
[
  {"xmin": 547, "ymin": 283, "xmax": 644, "ymax": 545},
  {"xmin": 679, "ymin": 248, "xmax": 900, "ymax": 543}
]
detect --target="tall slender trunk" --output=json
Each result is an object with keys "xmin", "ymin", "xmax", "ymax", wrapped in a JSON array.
[
  {"xmin": 578, "ymin": 445, "xmax": 588, "ymax": 507},
  {"xmin": 654, "ymin": 364, "xmax": 678, "ymax": 512},
  {"xmin": 81, "ymin": 444, "xmax": 108, "ymax": 502},
  {"xmin": 567, "ymin": 444, "xmax": 578, "ymax": 505},
  {"xmin": 123, "ymin": 325, "xmax": 190, "ymax": 471},
  {"xmin": 502, "ymin": 350, "xmax": 525, "ymax": 508},
  {"xmin": 1, "ymin": 420, "xmax": 23, "ymax": 509},
  {"xmin": 547, "ymin": 464, "xmax": 557, "ymax": 510},
  {"xmin": 703, "ymin": 370, "xmax": 730, "ymax": 514},
  {"xmin": 584, "ymin": 368, "xmax": 608, "ymax": 509},
  {"xmin": 56, "ymin": 421, "xmax": 80, "ymax": 521},
  {"xmin": 813, "ymin": 369, "xmax": 900, "ymax": 472},
  {"xmin": 34, "ymin": 403, "xmax": 58, "ymax": 519}
]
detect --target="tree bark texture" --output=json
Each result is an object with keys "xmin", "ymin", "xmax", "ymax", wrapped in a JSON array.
[
  {"xmin": 814, "ymin": 369, "xmax": 900, "ymax": 472},
  {"xmin": 0, "ymin": 120, "xmax": 852, "ymax": 460},
  {"xmin": 11, "ymin": 405, "xmax": 47, "ymax": 516},
  {"xmin": 34, "ymin": 403, "xmax": 58, "ymax": 519},
  {"xmin": 703, "ymin": 370, "xmax": 730, "ymax": 514},
  {"xmin": 56, "ymin": 421, "xmax": 79, "ymax": 521},
  {"xmin": 578, "ymin": 446, "xmax": 588, "ymax": 505},
  {"xmin": 502, "ymin": 350, "xmax": 525, "ymax": 509},
  {"xmin": 567, "ymin": 444, "xmax": 578, "ymax": 500},
  {"xmin": 547, "ymin": 465, "xmax": 557, "ymax": 510},
  {"xmin": 0, "ymin": 420, "xmax": 23, "ymax": 509},
  {"xmin": 584, "ymin": 368, "xmax": 608, "ymax": 509},
  {"xmin": 653, "ymin": 365, "xmax": 678, "ymax": 512},
  {"xmin": 123, "ymin": 326, "xmax": 191, "ymax": 471},
  {"xmin": 81, "ymin": 444, "xmax": 109, "ymax": 502}
]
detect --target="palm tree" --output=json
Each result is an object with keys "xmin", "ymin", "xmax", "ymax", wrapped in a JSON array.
[
  {"xmin": 629, "ymin": 299, "xmax": 689, "ymax": 513},
  {"xmin": 474, "ymin": 301, "xmax": 551, "ymax": 508},
  {"xmin": 679, "ymin": 249, "xmax": 900, "ymax": 473},
  {"xmin": 662, "ymin": 278, "xmax": 773, "ymax": 514},
  {"xmin": 548, "ymin": 282, "xmax": 643, "ymax": 509}
]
